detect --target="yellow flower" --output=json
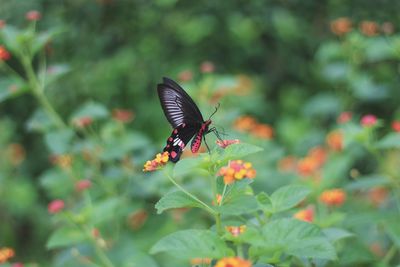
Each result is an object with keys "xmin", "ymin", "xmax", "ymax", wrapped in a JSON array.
[{"xmin": 143, "ymin": 152, "xmax": 169, "ymax": 172}]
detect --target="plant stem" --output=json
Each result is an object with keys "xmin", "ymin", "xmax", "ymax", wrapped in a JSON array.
[
  {"xmin": 165, "ymin": 172, "xmax": 217, "ymax": 215},
  {"xmin": 22, "ymin": 57, "xmax": 67, "ymax": 129},
  {"xmin": 219, "ymin": 184, "xmax": 228, "ymax": 206},
  {"xmin": 382, "ymin": 244, "xmax": 397, "ymax": 265},
  {"xmin": 237, "ymin": 243, "xmax": 244, "ymax": 258}
]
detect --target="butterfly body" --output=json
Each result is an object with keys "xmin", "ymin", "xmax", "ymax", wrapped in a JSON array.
[{"xmin": 157, "ymin": 77, "xmax": 213, "ymax": 162}]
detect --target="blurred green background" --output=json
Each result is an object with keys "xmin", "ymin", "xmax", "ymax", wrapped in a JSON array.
[{"xmin": 1, "ymin": 0, "xmax": 400, "ymax": 266}]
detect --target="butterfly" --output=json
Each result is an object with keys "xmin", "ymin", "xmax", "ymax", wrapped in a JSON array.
[{"xmin": 157, "ymin": 77, "xmax": 218, "ymax": 162}]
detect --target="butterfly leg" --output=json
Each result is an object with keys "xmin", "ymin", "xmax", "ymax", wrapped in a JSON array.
[{"xmin": 203, "ymin": 135, "xmax": 211, "ymax": 154}]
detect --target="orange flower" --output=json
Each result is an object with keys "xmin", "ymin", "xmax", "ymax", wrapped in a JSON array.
[
  {"xmin": 6, "ymin": 143, "xmax": 26, "ymax": 166},
  {"xmin": 191, "ymin": 258, "xmax": 212, "ymax": 265},
  {"xmin": 319, "ymin": 189, "xmax": 346, "ymax": 206},
  {"xmin": 112, "ymin": 109, "xmax": 134, "ymax": 123},
  {"xmin": 213, "ymin": 194, "xmax": 223, "ymax": 205},
  {"xmin": 330, "ymin": 17, "xmax": 352, "ymax": 36},
  {"xmin": 26, "ymin": 10, "xmax": 41, "ymax": 21},
  {"xmin": 360, "ymin": 20, "xmax": 379, "ymax": 36},
  {"xmin": 337, "ymin": 111, "xmax": 352, "ymax": 124},
  {"xmin": 128, "ymin": 209, "xmax": 148, "ymax": 230},
  {"xmin": 200, "ymin": 61, "xmax": 215, "ymax": 73},
  {"xmin": 308, "ymin": 146, "xmax": 327, "ymax": 167},
  {"xmin": 214, "ymin": 257, "xmax": 252, "ymax": 267},
  {"xmin": 0, "ymin": 20, "xmax": 5, "ymax": 29},
  {"xmin": 48, "ymin": 199, "xmax": 65, "ymax": 214},
  {"xmin": 72, "ymin": 116, "xmax": 93, "ymax": 128},
  {"xmin": 225, "ymin": 225, "xmax": 246, "ymax": 237},
  {"xmin": 216, "ymin": 139, "xmax": 240, "ymax": 148},
  {"xmin": 326, "ymin": 130, "xmax": 343, "ymax": 152},
  {"xmin": 368, "ymin": 187, "xmax": 388, "ymax": 206},
  {"xmin": 297, "ymin": 156, "xmax": 320, "ymax": 177},
  {"xmin": 392, "ymin": 120, "xmax": 400, "ymax": 132},
  {"xmin": 278, "ymin": 156, "xmax": 297, "ymax": 172},
  {"xmin": 369, "ymin": 242, "xmax": 385, "ymax": 257},
  {"xmin": 294, "ymin": 207, "xmax": 314, "ymax": 222},
  {"xmin": 0, "ymin": 247, "xmax": 15, "ymax": 263},
  {"xmin": 0, "ymin": 46, "xmax": 11, "ymax": 61},
  {"xmin": 250, "ymin": 124, "xmax": 274, "ymax": 139},
  {"xmin": 361, "ymin": 114, "xmax": 377, "ymax": 127},
  {"xmin": 178, "ymin": 70, "xmax": 193, "ymax": 82},
  {"xmin": 218, "ymin": 160, "xmax": 256, "ymax": 184},
  {"xmin": 51, "ymin": 154, "xmax": 73, "ymax": 169},
  {"xmin": 143, "ymin": 152, "xmax": 169, "ymax": 172},
  {"xmin": 233, "ymin": 116, "xmax": 257, "ymax": 132}
]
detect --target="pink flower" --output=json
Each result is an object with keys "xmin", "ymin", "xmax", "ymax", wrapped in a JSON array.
[
  {"xmin": 0, "ymin": 46, "xmax": 11, "ymax": 61},
  {"xmin": 360, "ymin": 114, "xmax": 377, "ymax": 127},
  {"xmin": 12, "ymin": 263, "xmax": 24, "ymax": 267},
  {"xmin": 178, "ymin": 70, "xmax": 193, "ymax": 82},
  {"xmin": 25, "ymin": 10, "xmax": 41, "ymax": 21},
  {"xmin": 48, "ymin": 199, "xmax": 65, "ymax": 214},
  {"xmin": 337, "ymin": 111, "xmax": 352, "ymax": 124},
  {"xmin": 72, "ymin": 116, "xmax": 93, "ymax": 128},
  {"xmin": 392, "ymin": 121, "xmax": 400, "ymax": 132},
  {"xmin": 216, "ymin": 139, "xmax": 240, "ymax": 148},
  {"xmin": 200, "ymin": 61, "xmax": 215, "ymax": 73},
  {"xmin": 112, "ymin": 109, "xmax": 134, "ymax": 123},
  {"xmin": 75, "ymin": 179, "xmax": 92, "ymax": 192}
]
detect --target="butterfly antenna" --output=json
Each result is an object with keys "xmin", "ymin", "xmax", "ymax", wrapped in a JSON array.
[{"xmin": 208, "ymin": 103, "xmax": 220, "ymax": 120}]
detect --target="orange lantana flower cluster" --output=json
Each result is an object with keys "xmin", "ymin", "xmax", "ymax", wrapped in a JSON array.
[
  {"xmin": 218, "ymin": 160, "xmax": 256, "ymax": 184},
  {"xmin": 326, "ymin": 130, "xmax": 343, "ymax": 152},
  {"xmin": 296, "ymin": 146, "xmax": 327, "ymax": 178},
  {"xmin": 190, "ymin": 258, "xmax": 212, "ymax": 265},
  {"xmin": 233, "ymin": 116, "xmax": 273, "ymax": 140},
  {"xmin": 225, "ymin": 225, "xmax": 246, "ymax": 237},
  {"xmin": 143, "ymin": 152, "xmax": 169, "ymax": 172},
  {"xmin": 330, "ymin": 17, "xmax": 395, "ymax": 37},
  {"xmin": 319, "ymin": 188, "xmax": 346, "ymax": 207},
  {"xmin": 293, "ymin": 207, "xmax": 314, "ymax": 222},
  {"xmin": 214, "ymin": 257, "xmax": 252, "ymax": 267},
  {"xmin": 0, "ymin": 247, "xmax": 15, "ymax": 263}
]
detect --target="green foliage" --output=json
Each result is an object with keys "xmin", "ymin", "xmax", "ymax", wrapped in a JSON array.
[{"xmin": 1, "ymin": 2, "xmax": 400, "ymax": 267}]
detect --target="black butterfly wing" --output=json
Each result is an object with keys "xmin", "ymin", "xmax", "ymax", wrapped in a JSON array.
[
  {"xmin": 157, "ymin": 77, "xmax": 205, "ymax": 129},
  {"xmin": 163, "ymin": 123, "xmax": 200, "ymax": 162}
]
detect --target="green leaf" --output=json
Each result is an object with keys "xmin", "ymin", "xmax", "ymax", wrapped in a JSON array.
[
  {"xmin": 384, "ymin": 219, "xmax": 400, "ymax": 248},
  {"xmin": 218, "ymin": 194, "xmax": 258, "ymax": 215},
  {"xmin": 0, "ymin": 78, "xmax": 29, "ymax": 103},
  {"xmin": 253, "ymin": 218, "xmax": 336, "ymax": 260},
  {"xmin": 46, "ymin": 226, "xmax": 87, "ymax": 249},
  {"xmin": 264, "ymin": 185, "xmax": 311, "ymax": 213},
  {"xmin": 322, "ymin": 228, "xmax": 354, "ymax": 243},
  {"xmin": 155, "ymin": 191, "xmax": 205, "ymax": 214},
  {"xmin": 90, "ymin": 197, "xmax": 124, "ymax": 224},
  {"xmin": 376, "ymin": 133, "xmax": 400, "ymax": 149},
  {"xmin": 346, "ymin": 174, "xmax": 390, "ymax": 191},
  {"xmin": 44, "ymin": 129, "xmax": 74, "ymax": 154},
  {"xmin": 70, "ymin": 101, "xmax": 109, "ymax": 121},
  {"xmin": 26, "ymin": 109, "xmax": 54, "ymax": 132},
  {"xmin": 217, "ymin": 143, "xmax": 263, "ymax": 164},
  {"xmin": 173, "ymin": 157, "xmax": 208, "ymax": 178},
  {"xmin": 150, "ymin": 229, "xmax": 233, "ymax": 259}
]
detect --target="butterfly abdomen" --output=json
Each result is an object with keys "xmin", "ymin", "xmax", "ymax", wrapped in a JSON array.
[{"xmin": 191, "ymin": 120, "xmax": 211, "ymax": 153}]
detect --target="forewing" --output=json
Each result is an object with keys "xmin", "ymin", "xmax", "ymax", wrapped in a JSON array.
[
  {"xmin": 163, "ymin": 123, "xmax": 199, "ymax": 162},
  {"xmin": 158, "ymin": 77, "xmax": 204, "ymax": 128}
]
